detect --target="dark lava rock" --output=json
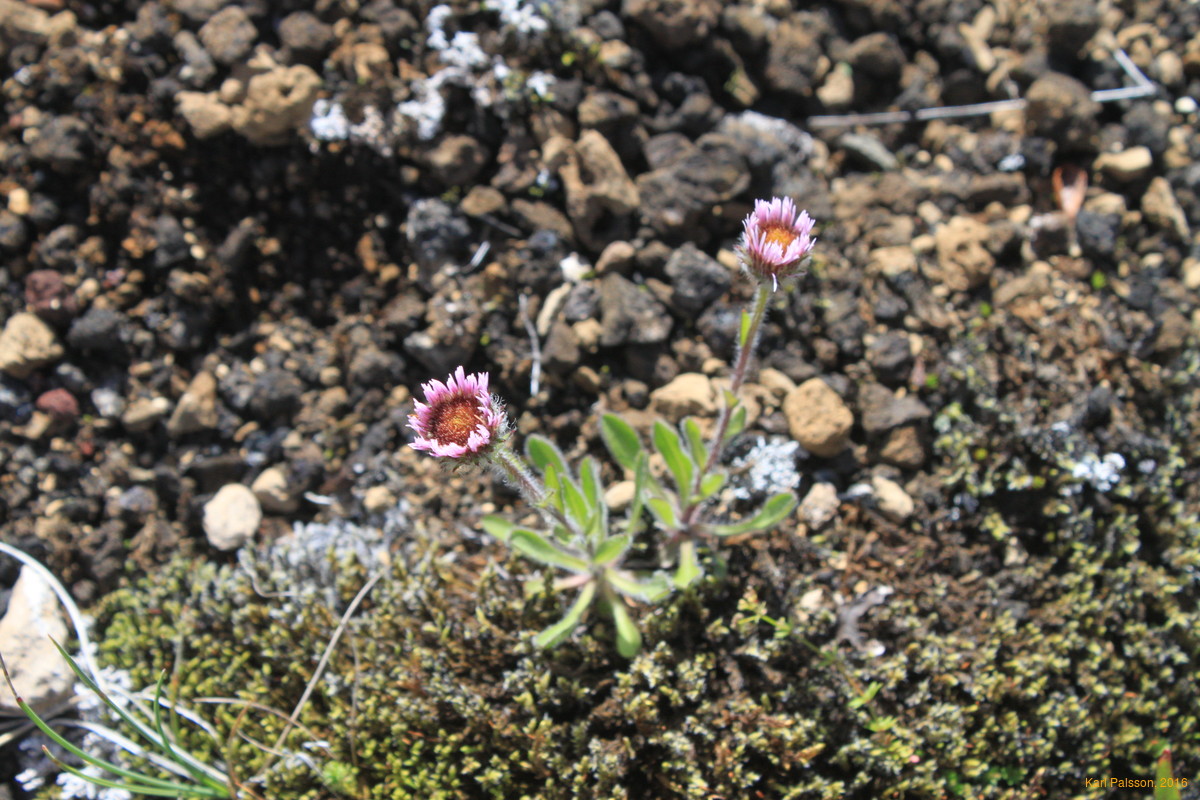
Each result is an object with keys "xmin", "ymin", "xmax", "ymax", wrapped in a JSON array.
[
  {"xmin": 598, "ymin": 273, "xmax": 673, "ymax": 347},
  {"xmin": 247, "ymin": 368, "xmax": 303, "ymax": 422},
  {"xmin": 542, "ymin": 319, "xmax": 580, "ymax": 376},
  {"xmin": 561, "ymin": 283, "xmax": 598, "ymax": 323},
  {"xmin": 623, "ymin": 0, "xmax": 720, "ymax": 50},
  {"xmin": 866, "ymin": 331, "xmax": 913, "ymax": 385},
  {"xmin": 0, "ymin": 374, "xmax": 32, "ymax": 422},
  {"xmin": 663, "ymin": 242, "xmax": 731, "ymax": 314},
  {"xmin": 67, "ymin": 308, "xmax": 130, "ymax": 359},
  {"xmin": 198, "ymin": 5, "xmax": 257, "ymax": 65},
  {"xmin": 405, "ymin": 198, "xmax": 471, "ymax": 288},
  {"xmin": 1024, "ymin": 72, "xmax": 1099, "ymax": 153},
  {"xmin": 966, "ymin": 173, "xmax": 1028, "ymax": 207},
  {"xmin": 824, "ymin": 291, "xmax": 866, "ymax": 360},
  {"xmin": 1076, "ymin": 209, "xmax": 1119, "ymax": 261},
  {"xmin": 348, "ymin": 346, "xmax": 404, "ymax": 390},
  {"xmin": 636, "ymin": 133, "xmax": 749, "ymax": 241},
  {"xmin": 35, "ymin": 225, "xmax": 79, "ymax": 270},
  {"xmin": 858, "ymin": 381, "xmax": 931, "ymax": 436},
  {"xmin": 425, "ymin": 135, "xmax": 488, "ymax": 187},
  {"xmin": 215, "ymin": 218, "xmax": 259, "ymax": 271},
  {"xmin": 25, "ymin": 269, "xmax": 77, "ymax": 323},
  {"xmin": 0, "ymin": 210, "xmax": 28, "ymax": 253},
  {"xmin": 29, "ymin": 116, "xmax": 91, "ymax": 171},
  {"xmin": 1042, "ymin": 0, "xmax": 1100, "ymax": 57},
  {"xmin": 847, "ymin": 32, "xmax": 905, "ymax": 81},
  {"xmin": 578, "ymin": 90, "xmax": 640, "ymax": 129},
  {"xmin": 278, "ymin": 11, "xmax": 334, "ymax": 63},
  {"xmin": 1123, "ymin": 102, "xmax": 1171, "ymax": 159},
  {"xmin": 765, "ymin": 15, "xmax": 825, "ymax": 95},
  {"xmin": 153, "ymin": 214, "xmax": 189, "ymax": 271},
  {"xmin": 360, "ymin": 0, "xmax": 418, "ymax": 40}
]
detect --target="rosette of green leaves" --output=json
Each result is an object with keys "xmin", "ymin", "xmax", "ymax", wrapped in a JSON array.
[
  {"xmin": 599, "ymin": 409, "xmax": 797, "ymax": 589},
  {"xmin": 481, "ymin": 436, "xmax": 669, "ymax": 657}
]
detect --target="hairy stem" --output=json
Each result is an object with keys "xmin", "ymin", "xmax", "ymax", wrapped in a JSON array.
[
  {"xmin": 489, "ymin": 440, "xmax": 578, "ymax": 534},
  {"xmin": 683, "ymin": 281, "xmax": 771, "ymax": 524}
]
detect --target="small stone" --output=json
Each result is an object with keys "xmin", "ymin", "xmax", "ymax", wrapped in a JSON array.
[
  {"xmin": 426, "ymin": 134, "xmax": 488, "ymax": 187},
  {"xmin": 34, "ymin": 387, "xmax": 78, "ymax": 422},
  {"xmin": 799, "ymin": 482, "xmax": 839, "ymax": 531},
  {"xmin": 203, "ymin": 483, "xmax": 262, "ymax": 550},
  {"xmin": 229, "ymin": 65, "xmax": 322, "ymax": 146},
  {"xmin": 858, "ymin": 382, "xmax": 931, "ymax": 436},
  {"xmin": 930, "ymin": 216, "xmax": 995, "ymax": 291},
  {"xmin": 1093, "ymin": 147, "xmax": 1153, "ymax": 183},
  {"xmin": 604, "ymin": 480, "xmax": 636, "ymax": 511},
  {"xmin": 664, "ymin": 242, "xmax": 731, "ymax": 314},
  {"xmin": 251, "ymin": 466, "xmax": 299, "ymax": 514},
  {"xmin": 837, "ymin": 132, "xmax": 899, "ymax": 171},
  {"xmin": 866, "ymin": 332, "xmax": 913, "ymax": 386},
  {"xmin": 198, "ymin": 5, "xmax": 257, "ymax": 65},
  {"xmin": 278, "ymin": 11, "xmax": 334, "ymax": 60},
  {"xmin": 651, "ymin": 373, "xmax": 718, "ymax": 422},
  {"xmin": 817, "ymin": 67, "xmax": 854, "ymax": 110},
  {"xmin": 122, "ymin": 396, "xmax": 172, "ymax": 433},
  {"xmin": 595, "ymin": 240, "xmax": 636, "ymax": 274},
  {"xmin": 880, "ymin": 424, "xmax": 927, "ymax": 469},
  {"xmin": 177, "ymin": 91, "xmax": 233, "ymax": 139},
  {"xmin": 598, "ymin": 273, "xmax": 672, "ymax": 347},
  {"xmin": 871, "ymin": 475, "xmax": 914, "ymax": 522},
  {"xmin": 0, "ymin": 312, "xmax": 64, "ymax": 378},
  {"xmin": 757, "ymin": 368, "xmax": 796, "ymax": 398},
  {"xmin": 1141, "ymin": 176, "xmax": 1190, "ymax": 241},
  {"xmin": 363, "ymin": 485, "xmax": 396, "ymax": 515},
  {"xmin": 168, "ymin": 371, "xmax": 221, "ymax": 436},
  {"xmin": 0, "ymin": 567, "xmax": 72, "ymax": 713},
  {"xmin": 784, "ymin": 378, "xmax": 853, "ymax": 458},
  {"xmin": 24, "ymin": 269, "xmax": 76, "ymax": 323},
  {"xmin": 1024, "ymin": 72, "xmax": 1099, "ymax": 149}
]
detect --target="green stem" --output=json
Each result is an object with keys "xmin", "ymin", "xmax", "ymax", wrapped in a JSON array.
[
  {"xmin": 489, "ymin": 440, "xmax": 578, "ymax": 534},
  {"xmin": 683, "ymin": 282, "xmax": 771, "ymax": 524}
]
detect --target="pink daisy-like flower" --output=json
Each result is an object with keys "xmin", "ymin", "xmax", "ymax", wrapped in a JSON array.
[
  {"xmin": 408, "ymin": 367, "xmax": 506, "ymax": 459},
  {"xmin": 739, "ymin": 197, "xmax": 817, "ymax": 290}
]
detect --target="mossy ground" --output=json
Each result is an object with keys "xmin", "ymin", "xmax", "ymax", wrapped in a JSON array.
[{"xmin": 89, "ymin": 462, "xmax": 1198, "ymax": 800}]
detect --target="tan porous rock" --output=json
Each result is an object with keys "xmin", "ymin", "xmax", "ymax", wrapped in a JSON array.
[
  {"xmin": 784, "ymin": 378, "xmax": 853, "ymax": 458},
  {"xmin": 651, "ymin": 373, "xmax": 718, "ymax": 422}
]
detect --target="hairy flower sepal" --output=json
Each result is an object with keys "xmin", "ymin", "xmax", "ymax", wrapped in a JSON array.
[{"xmin": 408, "ymin": 367, "xmax": 508, "ymax": 462}]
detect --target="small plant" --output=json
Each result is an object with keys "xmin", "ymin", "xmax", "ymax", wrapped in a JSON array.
[
  {"xmin": 0, "ymin": 641, "xmax": 235, "ymax": 799},
  {"xmin": 408, "ymin": 197, "xmax": 817, "ymax": 655}
]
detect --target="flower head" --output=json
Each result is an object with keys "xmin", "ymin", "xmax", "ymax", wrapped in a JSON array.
[
  {"xmin": 408, "ymin": 367, "xmax": 506, "ymax": 459},
  {"xmin": 738, "ymin": 197, "xmax": 816, "ymax": 290}
]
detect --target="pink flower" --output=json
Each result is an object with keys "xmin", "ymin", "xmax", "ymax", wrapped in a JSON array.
[
  {"xmin": 408, "ymin": 367, "xmax": 506, "ymax": 459},
  {"xmin": 738, "ymin": 197, "xmax": 816, "ymax": 290}
]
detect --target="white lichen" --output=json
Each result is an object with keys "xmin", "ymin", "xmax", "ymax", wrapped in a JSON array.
[
  {"xmin": 729, "ymin": 437, "xmax": 802, "ymax": 500},
  {"xmin": 1064, "ymin": 452, "xmax": 1126, "ymax": 494}
]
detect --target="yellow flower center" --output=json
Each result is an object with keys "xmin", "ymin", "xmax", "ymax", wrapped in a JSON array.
[
  {"xmin": 762, "ymin": 223, "xmax": 797, "ymax": 250},
  {"xmin": 429, "ymin": 397, "xmax": 484, "ymax": 446}
]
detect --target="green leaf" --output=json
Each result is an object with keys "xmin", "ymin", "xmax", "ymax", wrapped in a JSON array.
[
  {"xmin": 559, "ymin": 473, "xmax": 592, "ymax": 533},
  {"xmin": 600, "ymin": 413, "xmax": 642, "ymax": 472},
  {"xmin": 579, "ymin": 456, "xmax": 601, "ymax": 508},
  {"xmin": 848, "ymin": 681, "xmax": 882, "ymax": 709},
  {"xmin": 480, "ymin": 515, "xmax": 516, "ymax": 543},
  {"xmin": 697, "ymin": 472, "xmax": 725, "ymax": 501},
  {"xmin": 511, "ymin": 529, "xmax": 590, "ymax": 572},
  {"xmin": 526, "ymin": 435, "xmax": 567, "ymax": 476},
  {"xmin": 653, "ymin": 421, "xmax": 694, "ymax": 498},
  {"xmin": 739, "ymin": 308, "xmax": 753, "ymax": 349},
  {"xmin": 646, "ymin": 497, "xmax": 679, "ymax": 530},
  {"xmin": 533, "ymin": 581, "xmax": 596, "ymax": 649},
  {"xmin": 579, "ymin": 457, "xmax": 607, "ymax": 541},
  {"xmin": 593, "ymin": 534, "xmax": 630, "ymax": 565},
  {"xmin": 608, "ymin": 569, "xmax": 671, "ymax": 603},
  {"xmin": 1156, "ymin": 749, "xmax": 1182, "ymax": 800},
  {"xmin": 682, "ymin": 417, "xmax": 708, "ymax": 469},
  {"xmin": 724, "ymin": 403, "xmax": 747, "ymax": 442},
  {"xmin": 712, "ymin": 491, "xmax": 797, "ymax": 536},
  {"xmin": 674, "ymin": 539, "xmax": 702, "ymax": 589},
  {"xmin": 625, "ymin": 452, "xmax": 649, "ymax": 537},
  {"xmin": 609, "ymin": 596, "xmax": 642, "ymax": 657}
]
